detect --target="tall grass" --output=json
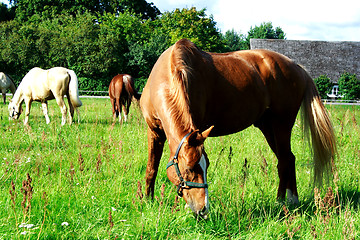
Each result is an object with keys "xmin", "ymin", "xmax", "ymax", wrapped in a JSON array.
[{"xmin": 0, "ymin": 99, "xmax": 359, "ymax": 239}]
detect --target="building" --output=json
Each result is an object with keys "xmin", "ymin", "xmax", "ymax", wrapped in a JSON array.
[{"xmin": 250, "ymin": 39, "xmax": 360, "ymax": 83}]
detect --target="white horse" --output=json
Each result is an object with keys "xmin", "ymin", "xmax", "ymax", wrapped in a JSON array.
[
  {"xmin": 0, "ymin": 72, "xmax": 16, "ymax": 104},
  {"xmin": 8, "ymin": 67, "xmax": 82, "ymax": 125}
]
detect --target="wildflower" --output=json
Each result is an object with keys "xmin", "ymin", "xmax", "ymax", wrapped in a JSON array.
[
  {"xmin": 91, "ymin": 196, "xmax": 96, "ymax": 200},
  {"xmin": 61, "ymin": 222, "xmax": 69, "ymax": 226},
  {"xmin": 19, "ymin": 223, "xmax": 35, "ymax": 229},
  {"xmin": 111, "ymin": 207, "xmax": 117, "ymax": 211},
  {"xmin": 20, "ymin": 231, "xmax": 27, "ymax": 235}
]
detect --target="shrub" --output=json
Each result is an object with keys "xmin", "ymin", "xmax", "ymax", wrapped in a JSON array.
[
  {"xmin": 338, "ymin": 72, "xmax": 360, "ymax": 100},
  {"xmin": 314, "ymin": 75, "xmax": 332, "ymax": 99}
]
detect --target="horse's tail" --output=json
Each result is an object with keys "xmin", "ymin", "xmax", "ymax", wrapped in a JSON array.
[
  {"xmin": 67, "ymin": 70, "xmax": 82, "ymax": 108},
  {"xmin": 123, "ymin": 75, "xmax": 141, "ymax": 100},
  {"xmin": 301, "ymin": 71, "xmax": 337, "ymax": 185}
]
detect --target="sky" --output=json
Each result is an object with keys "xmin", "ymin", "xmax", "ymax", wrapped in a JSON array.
[{"xmin": 2, "ymin": 0, "xmax": 360, "ymax": 41}]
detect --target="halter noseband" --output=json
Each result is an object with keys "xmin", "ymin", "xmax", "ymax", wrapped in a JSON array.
[
  {"xmin": 166, "ymin": 131, "xmax": 208, "ymax": 197},
  {"xmin": 10, "ymin": 107, "xmax": 20, "ymax": 119}
]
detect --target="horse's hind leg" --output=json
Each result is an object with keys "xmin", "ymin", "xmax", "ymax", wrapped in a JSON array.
[
  {"xmin": 66, "ymin": 93, "xmax": 74, "ymax": 124},
  {"xmin": 122, "ymin": 99, "xmax": 131, "ymax": 122},
  {"xmin": 75, "ymin": 108, "xmax": 80, "ymax": 123},
  {"xmin": 41, "ymin": 101, "xmax": 50, "ymax": 124},
  {"xmin": 116, "ymin": 98, "xmax": 122, "ymax": 122},
  {"xmin": 55, "ymin": 96, "xmax": 67, "ymax": 125},
  {"xmin": 255, "ymin": 112, "xmax": 299, "ymax": 204},
  {"xmin": 110, "ymin": 98, "xmax": 116, "ymax": 122}
]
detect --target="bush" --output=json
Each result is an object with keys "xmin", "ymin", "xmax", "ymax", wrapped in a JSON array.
[
  {"xmin": 338, "ymin": 72, "xmax": 360, "ymax": 100},
  {"xmin": 313, "ymin": 75, "xmax": 332, "ymax": 99}
]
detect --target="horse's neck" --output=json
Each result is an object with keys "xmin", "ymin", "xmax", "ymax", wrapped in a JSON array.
[{"xmin": 12, "ymin": 86, "xmax": 24, "ymax": 106}]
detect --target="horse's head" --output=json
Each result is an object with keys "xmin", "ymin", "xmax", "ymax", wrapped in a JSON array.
[
  {"xmin": 8, "ymin": 100, "xmax": 22, "ymax": 120},
  {"xmin": 166, "ymin": 126, "xmax": 213, "ymax": 219}
]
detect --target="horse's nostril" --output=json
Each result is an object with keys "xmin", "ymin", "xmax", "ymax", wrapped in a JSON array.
[{"xmin": 198, "ymin": 207, "xmax": 208, "ymax": 220}]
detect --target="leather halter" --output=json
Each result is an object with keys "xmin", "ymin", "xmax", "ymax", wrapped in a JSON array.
[
  {"xmin": 166, "ymin": 131, "xmax": 208, "ymax": 197},
  {"xmin": 10, "ymin": 107, "xmax": 20, "ymax": 119}
]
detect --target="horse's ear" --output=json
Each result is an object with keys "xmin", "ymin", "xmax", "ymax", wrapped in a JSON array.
[{"xmin": 187, "ymin": 126, "xmax": 214, "ymax": 146}]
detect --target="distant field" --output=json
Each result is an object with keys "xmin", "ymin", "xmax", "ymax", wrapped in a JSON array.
[{"xmin": 0, "ymin": 98, "xmax": 359, "ymax": 239}]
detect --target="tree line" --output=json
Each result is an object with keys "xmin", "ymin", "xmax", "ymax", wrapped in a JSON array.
[{"xmin": 0, "ymin": 0, "xmax": 285, "ymax": 92}]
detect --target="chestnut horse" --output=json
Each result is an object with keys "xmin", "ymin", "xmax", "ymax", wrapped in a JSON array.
[
  {"xmin": 0, "ymin": 72, "xmax": 16, "ymax": 104},
  {"xmin": 109, "ymin": 74, "xmax": 140, "ymax": 122},
  {"xmin": 140, "ymin": 39, "xmax": 337, "ymax": 218},
  {"xmin": 8, "ymin": 67, "xmax": 82, "ymax": 125}
]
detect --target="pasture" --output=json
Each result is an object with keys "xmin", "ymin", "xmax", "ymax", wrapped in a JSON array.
[{"xmin": 0, "ymin": 98, "xmax": 359, "ymax": 239}]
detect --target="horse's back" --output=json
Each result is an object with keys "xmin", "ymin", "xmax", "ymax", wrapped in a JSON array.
[
  {"xmin": 20, "ymin": 67, "xmax": 70, "ymax": 100},
  {"xmin": 0, "ymin": 72, "xmax": 9, "ymax": 89},
  {"xmin": 142, "ymin": 39, "xmax": 311, "ymax": 136}
]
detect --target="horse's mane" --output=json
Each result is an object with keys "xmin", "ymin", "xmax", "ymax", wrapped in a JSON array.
[{"xmin": 167, "ymin": 39, "xmax": 199, "ymax": 132}]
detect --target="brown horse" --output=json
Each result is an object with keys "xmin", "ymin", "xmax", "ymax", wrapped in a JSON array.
[
  {"xmin": 109, "ymin": 74, "xmax": 140, "ymax": 122},
  {"xmin": 140, "ymin": 39, "xmax": 337, "ymax": 218}
]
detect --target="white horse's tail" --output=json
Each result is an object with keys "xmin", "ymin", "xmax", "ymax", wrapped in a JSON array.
[{"xmin": 67, "ymin": 70, "xmax": 82, "ymax": 108}]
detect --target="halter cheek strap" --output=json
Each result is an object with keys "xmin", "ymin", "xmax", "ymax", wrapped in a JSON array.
[
  {"xmin": 10, "ymin": 107, "xmax": 20, "ymax": 118},
  {"xmin": 166, "ymin": 131, "xmax": 208, "ymax": 197}
]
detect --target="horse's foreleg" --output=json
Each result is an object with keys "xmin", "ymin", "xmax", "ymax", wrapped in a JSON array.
[
  {"xmin": 55, "ymin": 96, "xmax": 67, "ymax": 125},
  {"xmin": 41, "ymin": 101, "xmax": 50, "ymax": 124},
  {"xmin": 145, "ymin": 127, "xmax": 166, "ymax": 198},
  {"xmin": 2, "ymin": 92, "xmax": 6, "ymax": 104},
  {"xmin": 24, "ymin": 100, "xmax": 32, "ymax": 126}
]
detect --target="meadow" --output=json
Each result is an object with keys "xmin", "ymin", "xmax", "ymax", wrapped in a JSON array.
[{"xmin": 0, "ymin": 98, "xmax": 359, "ymax": 239}]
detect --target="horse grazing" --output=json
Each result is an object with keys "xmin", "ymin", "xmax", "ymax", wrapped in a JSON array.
[
  {"xmin": 140, "ymin": 39, "xmax": 337, "ymax": 218},
  {"xmin": 8, "ymin": 67, "xmax": 82, "ymax": 125},
  {"xmin": 109, "ymin": 74, "xmax": 140, "ymax": 123},
  {"xmin": 0, "ymin": 72, "xmax": 16, "ymax": 104}
]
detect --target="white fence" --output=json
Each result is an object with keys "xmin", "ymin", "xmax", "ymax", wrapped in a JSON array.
[{"xmin": 5, "ymin": 92, "xmax": 360, "ymax": 104}]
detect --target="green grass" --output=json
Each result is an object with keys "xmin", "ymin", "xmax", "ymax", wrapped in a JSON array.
[{"xmin": 0, "ymin": 99, "xmax": 359, "ymax": 239}]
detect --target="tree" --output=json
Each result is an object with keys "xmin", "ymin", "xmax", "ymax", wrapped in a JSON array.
[
  {"xmin": 11, "ymin": 0, "xmax": 160, "ymax": 21},
  {"xmin": 0, "ymin": 3, "xmax": 15, "ymax": 22},
  {"xmin": 222, "ymin": 29, "xmax": 248, "ymax": 52},
  {"xmin": 338, "ymin": 72, "xmax": 360, "ymax": 100},
  {"xmin": 313, "ymin": 75, "xmax": 332, "ymax": 99},
  {"xmin": 246, "ymin": 22, "xmax": 285, "ymax": 48},
  {"xmin": 157, "ymin": 7, "xmax": 224, "ymax": 52}
]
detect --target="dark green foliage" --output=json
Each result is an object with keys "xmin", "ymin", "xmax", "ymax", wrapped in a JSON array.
[
  {"xmin": 314, "ymin": 75, "xmax": 332, "ymax": 99},
  {"xmin": 222, "ymin": 29, "xmax": 248, "ymax": 51},
  {"xmin": 0, "ymin": 0, "xmax": 287, "ymax": 93},
  {"xmin": 12, "ymin": 0, "xmax": 160, "ymax": 21},
  {"xmin": 338, "ymin": 72, "xmax": 360, "ymax": 100},
  {"xmin": 158, "ymin": 7, "xmax": 225, "ymax": 52},
  {"xmin": 246, "ymin": 22, "xmax": 285, "ymax": 48},
  {"xmin": 0, "ymin": 3, "xmax": 15, "ymax": 22}
]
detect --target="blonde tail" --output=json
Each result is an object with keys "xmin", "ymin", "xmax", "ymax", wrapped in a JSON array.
[
  {"xmin": 302, "ymin": 77, "xmax": 337, "ymax": 185},
  {"xmin": 67, "ymin": 70, "xmax": 82, "ymax": 108}
]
